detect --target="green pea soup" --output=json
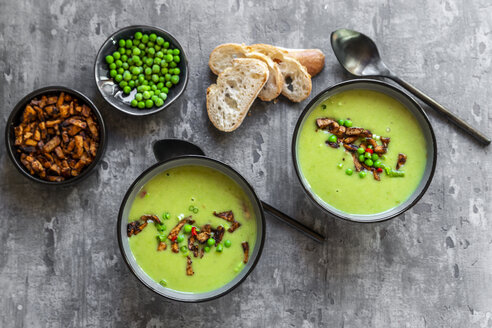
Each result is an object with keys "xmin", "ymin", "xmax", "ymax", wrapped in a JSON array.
[
  {"xmin": 296, "ymin": 89, "xmax": 429, "ymax": 216},
  {"xmin": 127, "ymin": 165, "xmax": 258, "ymax": 293}
]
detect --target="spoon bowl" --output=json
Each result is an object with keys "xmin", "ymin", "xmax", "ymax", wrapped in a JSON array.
[{"xmin": 330, "ymin": 28, "xmax": 490, "ymax": 145}]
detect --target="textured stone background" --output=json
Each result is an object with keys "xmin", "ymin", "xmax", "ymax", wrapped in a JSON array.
[{"xmin": 1, "ymin": 0, "xmax": 491, "ymax": 327}]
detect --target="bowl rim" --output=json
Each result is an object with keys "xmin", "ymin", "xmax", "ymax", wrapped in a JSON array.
[
  {"xmin": 116, "ymin": 154, "xmax": 266, "ymax": 302},
  {"xmin": 93, "ymin": 24, "xmax": 189, "ymax": 116},
  {"xmin": 291, "ymin": 78, "xmax": 437, "ymax": 223},
  {"xmin": 4, "ymin": 85, "xmax": 107, "ymax": 186}
]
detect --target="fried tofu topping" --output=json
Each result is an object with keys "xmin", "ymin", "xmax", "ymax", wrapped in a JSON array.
[
  {"xmin": 186, "ymin": 256, "xmax": 194, "ymax": 276},
  {"xmin": 13, "ymin": 92, "xmax": 100, "ymax": 182},
  {"xmin": 214, "ymin": 210, "xmax": 242, "ymax": 233},
  {"xmin": 242, "ymin": 242, "xmax": 250, "ymax": 264}
]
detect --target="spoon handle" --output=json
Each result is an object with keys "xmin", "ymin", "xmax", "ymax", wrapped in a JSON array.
[
  {"xmin": 261, "ymin": 201, "xmax": 325, "ymax": 243},
  {"xmin": 388, "ymin": 75, "xmax": 490, "ymax": 145}
]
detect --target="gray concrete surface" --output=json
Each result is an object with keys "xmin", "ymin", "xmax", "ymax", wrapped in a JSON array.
[{"xmin": 1, "ymin": 0, "xmax": 491, "ymax": 327}]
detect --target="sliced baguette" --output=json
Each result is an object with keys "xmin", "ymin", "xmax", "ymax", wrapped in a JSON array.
[
  {"xmin": 208, "ymin": 43, "xmax": 247, "ymax": 75},
  {"xmin": 244, "ymin": 52, "xmax": 283, "ymax": 101},
  {"xmin": 281, "ymin": 48, "xmax": 325, "ymax": 77},
  {"xmin": 209, "ymin": 44, "xmax": 283, "ymax": 101},
  {"xmin": 249, "ymin": 44, "xmax": 312, "ymax": 102},
  {"xmin": 207, "ymin": 58, "xmax": 269, "ymax": 132}
]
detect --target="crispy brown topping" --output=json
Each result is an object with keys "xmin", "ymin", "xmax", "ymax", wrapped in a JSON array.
[
  {"xmin": 326, "ymin": 141, "xmax": 339, "ymax": 149},
  {"xmin": 373, "ymin": 169, "xmax": 381, "ymax": 181},
  {"xmin": 334, "ymin": 125, "xmax": 346, "ymax": 138},
  {"xmin": 188, "ymin": 235, "xmax": 199, "ymax": 257},
  {"xmin": 242, "ymin": 242, "xmax": 249, "ymax": 264},
  {"xmin": 168, "ymin": 216, "xmax": 194, "ymax": 241},
  {"xmin": 157, "ymin": 242, "xmax": 167, "ymax": 251},
  {"xmin": 374, "ymin": 145, "xmax": 386, "ymax": 155},
  {"xmin": 343, "ymin": 136, "xmax": 358, "ymax": 144},
  {"xmin": 228, "ymin": 221, "xmax": 241, "ymax": 233},
  {"xmin": 360, "ymin": 129, "xmax": 373, "ymax": 138},
  {"xmin": 140, "ymin": 215, "xmax": 161, "ymax": 224},
  {"xmin": 127, "ymin": 220, "xmax": 148, "ymax": 237},
  {"xmin": 345, "ymin": 127, "xmax": 364, "ymax": 136},
  {"xmin": 213, "ymin": 226, "xmax": 225, "ymax": 245},
  {"xmin": 171, "ymin": 242, "xmax": 179, "ymax": 253},
  {"xmin": 396, "ymin": 153, "xmax": 407, "ymax": 170},
  {"xmin": 381, "ymin": 137, "xmax": 391, "ymax": 147},
  {"xmin": 343, "ymin": 143, "xmax": 358, "ymax": 152},
  {"xmin": 213, "ymin": 211, "xmax": 234, "ymax": 222},
  {"xmin": 196, "ymin": 231, "xmax": 211, "ymax": 243},
  {"xmin": 351, "ymin": 153, "xmax": 363, "ymax": 172},
  {"xmin": 186, "ymin": 256, "xmax": 194, "ymax": 276},
  {"xmin": 214, "ymin": 211, "xmax": 241, "ymax": 233},
  {"xmin": 367, "ymin": 138, "xmax": 378, "ymax": 148},
  {"xmin": 13, "ymin": 92, "xmax": 100, "ymax": 182},
  {"xmin": 316, "ymin": 118, "xmax": 334, "ymax": 129}
]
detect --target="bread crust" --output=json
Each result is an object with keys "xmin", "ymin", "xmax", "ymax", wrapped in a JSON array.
[{"xmin": 283, "ymin": 48, "xmax": 325, "ymax": 77}]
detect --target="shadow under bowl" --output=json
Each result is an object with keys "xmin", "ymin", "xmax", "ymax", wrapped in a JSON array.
[
  {"xmin": 94, "ymin": 25, "xmax": 189, "ymax": 116},
  {"xmin": 5, "ymin": 85, "xmax": 107, "ymax": 186}
]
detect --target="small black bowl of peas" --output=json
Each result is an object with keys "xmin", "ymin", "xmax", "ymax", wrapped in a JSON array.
[{"xmin": 94, "ymin": 25, "xmax": 189, "ymax": 116}]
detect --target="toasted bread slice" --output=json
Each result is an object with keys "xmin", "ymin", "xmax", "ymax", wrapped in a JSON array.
[
  {"xmin": 207, "ymin": 58, "xmax": 269, "ymax": 132},
  {"xmin": 281, "ymin": 48, "xmax": 325, "ymax": 77},
  {"xmin": 244, "ymin": 52, "xmax": 283, "ymax": 101},
  {"xmin": 250, "ymin": 44, "xmax": 312, "ymax": 102},
  {"xmin": 208, "ymin": 43, "xmax": 247, "ymax": 75}
]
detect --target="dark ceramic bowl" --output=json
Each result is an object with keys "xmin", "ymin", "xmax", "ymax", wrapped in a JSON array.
[
  {"xmin": 5, "ymin": 86, "xmax": 107, "ymax": 185},
  {"xmin": 117, "ymin": 152, "xmax": 266, "ymax": 302},
  {"xmin": 94, "ymin": 25, "xmax": 189, "ymax": 116},
  {"xmin": 292, "ymin": 79, "xmax": 437, "ymax": 223}
]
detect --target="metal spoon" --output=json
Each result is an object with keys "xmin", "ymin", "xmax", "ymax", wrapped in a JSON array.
[
  {"xmin": 331, "ymin": 28, "xmax": 491, "ymax": 146},
  {"xmin": 152, "ymin": 139, "xmax": 325, "ymax": 243}
]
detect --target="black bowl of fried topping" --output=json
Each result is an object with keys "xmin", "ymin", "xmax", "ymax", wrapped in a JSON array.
[{"xmin": 5, "ymin": 86, "xmax": 107, "ymax": 185}]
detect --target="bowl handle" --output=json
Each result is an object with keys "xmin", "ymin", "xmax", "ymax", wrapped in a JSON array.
[{"xmin": 152, "ymin": 139, "xmax": 205, "ymax": 162}]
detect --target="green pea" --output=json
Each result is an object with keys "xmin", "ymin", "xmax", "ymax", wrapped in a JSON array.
[
  {"xmin": 165, "ymin": 54, "xmax": 173, "ymax": 62},
  {"xmin": 367, "ymin": 145, "xmax": 373, "ymax": 149},
  {"xmin": 134, "ymin": 93, "xmax": 142, "ymax": 101},
  {"xmin": 173, "ymin": 56, "xmax": 180, "ymax": 63},
  {"xmin": 137, "ymin": 101, "xmax": 145, "ymax": 109},
  {"xmin": 152, "ymin": 64, "xmax": 160, "ymax": 73},
  {"xmin": 143, "ymin": 91, "xmax": 151, "ymax": 99},
  {"xmin": 141, "ymin": 34, "xmax": 149, "ymax": 43},
  {"xmin": 373, "ymin": 160, "xmax": 382, "ymax": 168},
  {"xmin": 357, "ymin": 147, "xmax": 365, "ymax": 154},
  {"xmin": 344, "ymin": 120, "xmax": 353, "ymax": 127},
  {"xmin": 224, "ymin": 240, "xmax": 231, "ymax": 248},
  {"xmin": 159, "ymin": 93, "xmax": 168, "ymax": 100},
  {"xmin": 216, "ymin": 243, "xmax": 223, "ymax": 252},
  {"xmin": 165, "ymin": 81, "xmax": 172, "ymax": 88},
  {"xmin": 123, "ymin": 86, "xmax": 131, "ymax": 94},
  {"xmin": 135, "ymin": 31, "xmax": 143, "ymax": 40},
  {"xmin": 119, "ymin": 81, "xmax": 127, "ymax": 88},
  {"xmin": 345, "ymin": 168, "xmax": 353, "ymax": 176},
  {"xmin": 170, "ymin": 62, "xmax": 177, "ymax": 68},
  {"xmin": 132, "ymin": 47, "xmax": 141, "ymax": 56},
  {"xmin": 138, "ymin": 43, "xmax": 146, "ymax": 50},
  {"xmin": 121, "ymin": 54, "xmax": 128, "ymax": 62},
  {"xmin": 180, "ymin": 245, "xmax": 187, "ymax": 253},
  {"xmin": 147, "ymin": 48, "xmax": 155, "ymax": 56},
  {"xmin": 122, "ymin": 62, "xmax": 129, "ymax": 70},
  {"xmin": 207, "ymin": 238, "xmax": 215, "ymax": 246},
  {"xmin": 156, "ymin": 36, "xmax": 164, "ymax": 45},
  {"xmin": 159, "ymin": 279, "xmax": 167, "ymax": 287},
  {"xmin": 172, "ymin": 49, "xmax": 180, "ymax": 55},
  {"xmin": 155, "ymin": 98, "xmax": 164, "ymax": 107},
  {"xmin": 174, "ymin": 68, "xmax": 181, "ymax": 75},
  {"xmin": 128, "ymin": 80, "xmax": 135, "ymax": 88},
  {"xmin": 371, "ymin": 153, "xmax": 379, "ymax": 161},
  {"xmin": 118, "ymin": 39, "xmax": 126, "ymax": 47},
  {"xmin": 163, "ymin": 41, "xmax": 170, "ymax": 48},
  {"xmin": 115, "ymin": 59, "xmax": 123, "ymax": 67},
  {"xmin": 364, "ymin": 159, "xmax": 374, "ymax": 166},
  {"xmin": 337, "ymin": 119, "xmax": 344, "ymax": 126},
  {"xmin": 109, "ymin": 63, "xmax": 117, "ymax": 70},
  {"xmin": 156, "ymin": 51, "xmax": 164, "ymax": 58},
  {"xmin": 337, "ymin": 163, "xmax": 343, "ymax": 169},
  {"xmin": 177, "ymin": 234, "xmax": 184, "ymax": 243},
  {"xmin": 130, "ymin": 99, "xmax": 138, "ymax": 107},
  {"xmin": 204, "ymin": 246, "xmax": 211, "ymax": 253},
  {"xmin": 156, "ymin": 235, "xmax": 166, "ymax": 242},
  {"xmin": 328, "ymin": 134, "xmax": 337, "ymax": 143},
  {"xmin": 109, "ymin": 70, "xmax": 117, "ymax": 78},
  {"xmin": 151, "ymin": 74, "xmax": 159, "ymax": 83},
  {"xmin": 154, "ymin": 57, "xmax": 161, "ymax": 65},
  {"xmin": 123, "ymin": 71, "xmax": 132, "ymax": 81},
  {"xmin": 358, "ymin": 154, "xmax": 365, "ymax": 162},
  {"xmin": 149, "ymin": 33, "xmax": 157, "ymax": 42},
  {"xmin": 161, "ymin": 61, "xmax": 168, "ymax": 68},
  {"xmin": 125, "ymin": 39, "xmax": 132, "ymax": 48},
  {"xmin": 114, "ymin": 74, "xmax": 123, "ymax": 82},
  {"xmin": 143, "ymin": 99, "xmax": 152, "ymax": 108},
  {"xmin": 184, "ymin": 224, "xmax": 192, "ymax": 234},
  {"xmin": 156, "ymin": 223, "xmax": 166, "ymax": 232},
  {"xmin": 164, "ymin": 73, "xmax": 171, "ymax": 81},
  {"xmin": 364, "ymin": 152, "xmax": 371, "ymax": 159},
  {"xmin": 162, "ymin": 87, "xmax": 169, "ymax": 94},
  {"xmin": 118, "ymin": 47, "xmax": 126, "ymax": 54},
  {"xmin": 171, "ymin": 75, "xmax": 179, "ymax": 84},
  {"xmin": 359, "ymin": 171, "xmax": 367, "ymax": 178}
]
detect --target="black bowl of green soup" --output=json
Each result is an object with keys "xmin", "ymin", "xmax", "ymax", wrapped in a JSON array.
[
  {"xmin": 118, "ymin": 155, "xmax": 265, "ymax": 302},
  {"xmin": 292, "ymin": 79, "xmax": 437, "ymax": 223}
]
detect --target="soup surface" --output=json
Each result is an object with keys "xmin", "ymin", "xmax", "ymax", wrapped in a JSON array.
[
  {"xmin": 127, "ymin": 165, "xmax": 257, "ymax": 293},
  {"xmin": 297, "ymin": 89, "xmax": 427, "ymax": 215}
]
